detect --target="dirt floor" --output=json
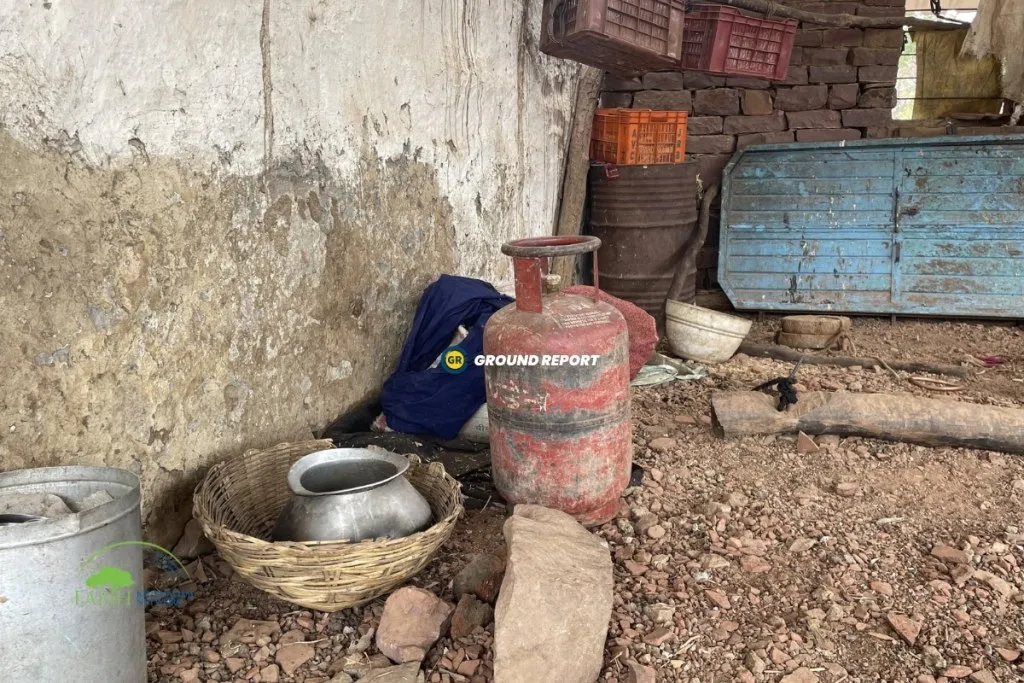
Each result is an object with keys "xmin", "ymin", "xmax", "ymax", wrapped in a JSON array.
[{"xmin": 146, "ymin": 317, "xmax": 1024, "ymax": 683}]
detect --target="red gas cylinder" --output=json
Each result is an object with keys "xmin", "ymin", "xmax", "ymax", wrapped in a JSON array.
[{"xmin": 483, "ymin": 236, "xmax": 632, "ymax": 527}]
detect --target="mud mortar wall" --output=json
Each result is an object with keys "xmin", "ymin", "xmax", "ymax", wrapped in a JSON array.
[{"xmin": 0, "ymin": 0, "xmax": 579, "ymax": 544}]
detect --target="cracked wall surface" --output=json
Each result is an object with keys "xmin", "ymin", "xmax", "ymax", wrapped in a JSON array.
[{"xmin": 0, "ymin": 0, "xmax": 579, "ymax": 545}]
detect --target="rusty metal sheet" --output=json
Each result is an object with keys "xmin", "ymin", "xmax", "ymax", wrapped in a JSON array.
[{"xmin": 718, "ymin": 134, "xmax": 1024, "ymax": 317}]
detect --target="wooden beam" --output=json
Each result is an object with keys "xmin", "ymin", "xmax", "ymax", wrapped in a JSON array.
[
  {"xmin": 551, "ymin": 66, "xmax": 603, "ymax": 288},
  {"xmin": 738, "ymin": 342, "xmax": 974, "ymax": 378},
  {"xmin": 711, "ymin": 390, "xmax": 1024, "ymax": 454},
  {"xmin": 710, "ymin": 0, "xmax": 967, "ymax": 30}
]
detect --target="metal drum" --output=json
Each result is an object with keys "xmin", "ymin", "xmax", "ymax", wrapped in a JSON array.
[
  {"xmin": 484, "ymin": 236, "xmax": 631, "ymax": 526},
  {"xmin": 0, "ymin": 467, "xmax": 145, "ymax": 683},
  {"xmin": 588, "ymin": 162, "xmax": 700, "ymax": 316}
]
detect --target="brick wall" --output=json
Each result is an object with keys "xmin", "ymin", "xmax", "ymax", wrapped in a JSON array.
[{"xmin": 598, "ymin": 0, "xmax": 907, "ymax": 289}]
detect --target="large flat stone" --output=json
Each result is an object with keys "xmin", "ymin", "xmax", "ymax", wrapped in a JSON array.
[
  {"xmin": 775, "ymin": 85, "xmax": 828, "ymax": 111},
  {"xmin": 723, "ymin": 113, "xmax": 786, "ymax": 135},
  {"xmin": 842, "ymin": 108, "xmax": 894, "ymax": 128},
  {"xmin": 493, "ymin": 505, "xmax": 613, "ymax": 683},
  {"xmin": 633, "ymin": 90, "xmax": 692, "ymax": 111},
  {"xmin": 693, "ymin": 89, "xmax": 740, "ymax": 116},
  {"xmin": 828, "ymin": 83, "xmax": 861, "ymax": 110},
  {"xmin": 686, "ymin": 116, "xmax": 723, "ymax": 136},
  {"xmin": 686, "ymin": 135, "xmax": 737, "ymax": 155},
  {"xmin": 737, "ymin": 132, "xmax": 795, "ymax": 149},
  {"xmin": 809, "ymin": 65, "xmax": 858, "ymax": 84},
  {"xmin": 786, "ymin": 110, "xmax": 842, "ymax": 129},
  {"xmin": 642, "ymin": 71, "xmax": 684, "ymax": 90}
]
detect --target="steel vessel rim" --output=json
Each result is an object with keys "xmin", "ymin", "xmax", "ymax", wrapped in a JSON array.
[{"xmin": 286, "ymin": 448, "xmax": 411, "ymax": 497}]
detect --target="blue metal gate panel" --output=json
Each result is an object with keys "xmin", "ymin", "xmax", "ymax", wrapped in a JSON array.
[{"xmin": 718, "ymin": 135, "xmax": 1024, "ymax": 317}]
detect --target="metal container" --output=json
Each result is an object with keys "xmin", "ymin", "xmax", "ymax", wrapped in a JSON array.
[
  {"xmin": 588, "ymin": 162, "xmax": 699, "ymax": 319},
  {"xmin": 484, "ymin": 236, "xmax": 632, "ymax": 527},
  {"xmin": 0, "ymin": 466, "xmax": 145, "ymax": 683},
  {"xmin": 271, "ymin": 448, "xmax": 433, "ymax": 543}
]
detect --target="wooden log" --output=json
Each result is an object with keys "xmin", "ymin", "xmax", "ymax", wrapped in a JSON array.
[
  {"xmin": 738, "ymin": 342, "xmax": 973, "ymax": 379},
  {"xmin": 711, "ymin": 390, "xmax": 1024, "ymax": 454},
  {"xmin": 551, "ymin": 66, "xmax": 603, "ymax": 288}
]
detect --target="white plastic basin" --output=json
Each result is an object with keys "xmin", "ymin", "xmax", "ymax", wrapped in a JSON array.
[{"xmin": 665, "ymin": 300, "xmax": 752, "ymax": 364}]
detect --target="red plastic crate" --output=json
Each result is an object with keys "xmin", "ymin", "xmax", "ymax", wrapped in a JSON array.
[
  {"xmin": 541, "ymin": 0, "xmax": 686, "ymax": 76},
  {"xmin": 681, "ymin": 5, "xmax": 797, "ymax": 80},
  {"xmin": 591, "ymin": 109, "xmax": 688, "ymax": 165}
]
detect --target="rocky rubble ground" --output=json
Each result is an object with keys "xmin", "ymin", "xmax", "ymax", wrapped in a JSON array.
[{"xmin": 148, "ymin": 319, "xmax": 1024, "ymax": 683}]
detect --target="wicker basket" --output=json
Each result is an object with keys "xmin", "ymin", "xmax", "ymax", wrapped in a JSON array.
[{"xmin": 193, "ymin": 439, "xmax": 463, "ymax": 612}]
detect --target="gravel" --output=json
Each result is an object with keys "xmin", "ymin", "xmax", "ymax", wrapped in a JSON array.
[{"xmin": 146, "ymin": 318, "xmax": 1024, "ymax": 683}]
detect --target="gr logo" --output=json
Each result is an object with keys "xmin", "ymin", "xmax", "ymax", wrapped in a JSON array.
[{"xmin": 440, "ymin": 346, "xmax": 468, "ymax": 374}]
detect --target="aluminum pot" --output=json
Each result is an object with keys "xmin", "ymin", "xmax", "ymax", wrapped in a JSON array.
[
  {"xmin": 271, "ymin": 449, "xmax": 433, "ymax": 543},
  {"xmin": 0, "ymin": 466, "xmax": 145, "ymax": 683}
]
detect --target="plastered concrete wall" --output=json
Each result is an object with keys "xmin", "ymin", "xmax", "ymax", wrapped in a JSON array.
[{"xmin": 0, "ymin": 0, "xmax": 579, "ymax": 544}]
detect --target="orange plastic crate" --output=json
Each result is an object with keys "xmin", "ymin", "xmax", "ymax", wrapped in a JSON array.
[{"xmin": 590, "ymin": 109, "xmax": 688, "ymax": 165}]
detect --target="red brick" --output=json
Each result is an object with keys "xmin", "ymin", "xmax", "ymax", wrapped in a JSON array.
[
  {"xmin": 775, "ymin": 85, "xmax": 828, "ymax": 111},
  {"xmin": 809, "ymin": 65, "xmax": 858, "ymax": 84},
  {"xmin": 682, "ymin": 73, "xmax": 726, "ymax": 89},
  {"xmin": 693, "ymin": 153, "xmax": 733, "ymax": 188},
  {"xmin": 600, "ymin": 92, "xmax": 633, "ymax": 108},
  {"xmin": 864, "ymin": 29, "xmax": 905, "ymax": 49},
  {"xmin": 808, "ymin": 48, "xmax": 850, "ymax": 66},
  {"xmin": 686, "ymin": 135, "xmax": 736, "ymax": 155},
  {"xmin": 633, "ymin": 90, "xmax": 692, "ymax": 110},
  {"xmin": 742, "ymin": 90, "xmax": 774, "ymax": 115},
  {"xmin": 727, "ymin": 77, "xmax": 772, "ymax": 90},
  {"xmin": 849, "ymin": 47, "xmax": 902, "ymax": 66},
  {"xmin": 603, "ymin": 75, "xmax": 643, "ymax": 91},
  {"xmin": 842, "ymin": 108, "xmax": 893, "ymax": 127},
  {"xmin": 737, "ymin": 131, "xmax": 796, "ymax": 148},
  {"xmin": 822, "ymin": 28, "xmax": 864, "ymax": 46},
  {"xmin": 723, "ymin": 112, "xmax": 787, "ymax": 134},
  {"xmin": 858, "ymin": 5, "xmax": 904, "ymax": 16},
  {"xmin": 796, "ymin": 128, "xmax": 863, "ymax": 142},
  {"xmin": 642, "ymin": 72, "xmax": 684, "ymax": 90},
  {"xmin": 786, "ymin": 109, "xmax": 842, "ymax": 129},
  {"xmin": 794, "ymin": 30, "xmax": 824, "ymax": 47},
  {"xmin": 693, "ymin": 89, "xmax": 740, "ymax": 116},
  {"xmin": 773, "ymin": 66, "xmax": 809, "ymax": 86},
  {"xmin": 858, "ymin": 87, "xmax": 896, "ymax": 108},
  {"xmin": 859, "ymin": 65, "xmax": 899, "ymax": 84},
  {"xmin": 687, "ymin": 116, "xmax": 723, "ymax": 136},
  {"xmin": 828, "ymin": 83, "xmax": 860, "ymax": 110}
]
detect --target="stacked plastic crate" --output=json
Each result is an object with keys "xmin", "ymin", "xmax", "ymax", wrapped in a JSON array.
[{"xmin": 540, "ymin": 0, "xmax": 798, "ymax": 80}]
